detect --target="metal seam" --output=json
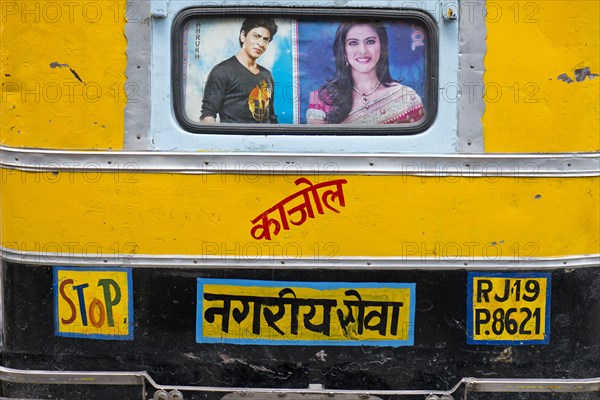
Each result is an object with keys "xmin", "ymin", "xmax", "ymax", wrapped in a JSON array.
[
  {"xmin": 1, "ymin": 247, "xmax": 598, "ymax": 270},
  {"xmin": 1, "ymin": 146, "xmax": 599, "ymax": 176},
  {"xmin": 457, "ymin": 0, "xmax": 486, "ymax": 152}
]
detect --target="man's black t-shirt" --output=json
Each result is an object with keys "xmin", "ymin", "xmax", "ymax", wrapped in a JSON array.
[{"xmin": 200, "ymin": 56, "xmax": 277, "ymax": 123}]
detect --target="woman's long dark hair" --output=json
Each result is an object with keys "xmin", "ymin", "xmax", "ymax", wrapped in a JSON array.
[{"xmin": 319, "ymin": 21, "xmax": 396, "ymax": 123}]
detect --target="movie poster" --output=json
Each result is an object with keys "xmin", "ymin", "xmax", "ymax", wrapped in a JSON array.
[{"xmin": 181, "ymin": 17, "xmax": 428, "ymax": 126}]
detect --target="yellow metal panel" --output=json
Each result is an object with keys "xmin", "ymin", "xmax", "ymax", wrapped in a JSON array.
[
  {"xmin": 0, "ymin": 1, "xmax": 127, "ymax": 149},
  {"xmin": 484, "ymin": 0, "xmax": 600, "ymax": 152},
  {"xmin": 1, "ymin": 170, "xmax": 598, "ymax": 258}
]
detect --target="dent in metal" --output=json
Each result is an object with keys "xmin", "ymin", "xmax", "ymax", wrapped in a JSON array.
[
  {"xmin": 124, "ymin": 0, "xmax": 153, "ymax": 150},
  {"xmin": 457, "ymin": 0, "xmax": 486, "ymax": 152}
]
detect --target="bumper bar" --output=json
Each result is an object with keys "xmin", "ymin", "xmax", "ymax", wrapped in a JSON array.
[{"xmin": 1, "ymin": 366, "xmax": 599, "ymax": 396}]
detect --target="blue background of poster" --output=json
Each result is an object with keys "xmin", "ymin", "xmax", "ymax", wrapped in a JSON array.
[{"xmin": 297, "ymin": 20, "xmax": 428, "ymax": 124}]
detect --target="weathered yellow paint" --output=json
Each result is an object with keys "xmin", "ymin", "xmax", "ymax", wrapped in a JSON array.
[
  {"xmin": 1, "ymin": 0, "xmax": 596, "ymax": 153},
  {"xmin": 0, "ymin": 1, "xmax": 127, "ymax": 149},
  {"xmin": 1, "ymin": 170, "xmax": 598, "ymax": 258},
  {"xmin": 484, "ymin": 0, "xmax": 600, "ymax": 152}
]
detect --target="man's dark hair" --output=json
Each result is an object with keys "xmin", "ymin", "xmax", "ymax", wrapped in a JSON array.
[{"xmin": 239, "ymin": 18, "xmax": 278, "ymax": 47}]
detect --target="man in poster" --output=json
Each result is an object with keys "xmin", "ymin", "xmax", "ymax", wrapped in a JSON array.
[{"xmin": 200, "ymin": 18, "xmax": 279, "ymax": 124}]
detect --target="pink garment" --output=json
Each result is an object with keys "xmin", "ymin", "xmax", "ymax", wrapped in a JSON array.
[{"xmin": 307, "ymin": 85, "xmax": 424, "ymax": 124}]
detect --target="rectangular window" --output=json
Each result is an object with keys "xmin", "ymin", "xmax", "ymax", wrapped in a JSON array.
[{"xmin": 172, "ymin": 8, "xmax": 438, "ymax": 135}]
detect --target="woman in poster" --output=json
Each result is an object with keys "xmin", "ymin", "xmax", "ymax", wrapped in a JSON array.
[{"xmin": 306, "ymin": 21, "xmax": 424, "ymax": 125}]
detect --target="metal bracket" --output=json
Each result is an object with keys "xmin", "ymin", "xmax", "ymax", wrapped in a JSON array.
[
  {"xmin": 442, "ymin": 2, "xmax": 459, "ymax": 21},
  {"xmin": 151, "ymin": 0, "xmax": 169, "ymax": 18}
]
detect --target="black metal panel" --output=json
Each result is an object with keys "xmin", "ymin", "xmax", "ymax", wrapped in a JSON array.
[{"xmin": 1, "ymin": 263, "xmax": 599, "ymax": 399}]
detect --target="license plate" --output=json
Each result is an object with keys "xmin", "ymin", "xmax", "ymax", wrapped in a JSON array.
[{"xmin": 467, "ymin": 272, "xmax": 551, "ymax": 345}]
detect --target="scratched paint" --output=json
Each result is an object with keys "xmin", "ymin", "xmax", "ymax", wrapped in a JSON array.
[
  {"xmin": 484, "ymin": 1, "xmax": 600, "ymax": 152},
  {"xmin": 557, "ymin": 67, "xmax": 599, "ymax": 84},
  {"xmin": 0, "ymin": 1, "xmax": 127, "ymax": 149}
]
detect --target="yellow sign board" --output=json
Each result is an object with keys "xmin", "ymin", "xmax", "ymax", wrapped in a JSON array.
[
  {"xmin": 468, "ymin": 273, "xmax": 550, "ymax": 344},
  {"xmin": 54, "ymin": 267, "xmax": 133, "ymax": 340},
  {"xmin": 197, "ymin": 279, "xmax": 415, "ymax": 346}
]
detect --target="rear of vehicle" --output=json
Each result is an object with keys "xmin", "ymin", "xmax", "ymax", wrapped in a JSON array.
[{"xmin": 1, "ymin": 1, "xmax": 598, "ymax": 399}]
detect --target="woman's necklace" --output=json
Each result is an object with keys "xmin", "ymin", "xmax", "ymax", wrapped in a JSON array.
[{"xmin": 352, "ymin": 81, "xmax": 381, "ymax": 108}]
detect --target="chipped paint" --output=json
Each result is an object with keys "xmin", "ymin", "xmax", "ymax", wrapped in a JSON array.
[
  {"xmin": 219, "ymin": 354, "xmax": 280, "ymax": 374},
  {"xmin": 484, "ymin": 1, "xmax": 599, "ymax": 152},
  {"xmin": 557, "ymin": 74, "xmax": 574, "ymax": 84},
  {"xmin": 315, "ymin": 350, "xmax": 327, "ymax": 361},
  {"xmin": 69, "ymin": 69, "xmax": 85, "ymax": 84},
  {"xmin": 558, "ymin": 67, "xmax": 599, "ymax": 84},
  {"xmin": 493, "ymin": 347, "xmax": 514, "ymax": 363},
  {"xmin": 49, "ymin": 62, "xmax": 70, "ymax": 69},
  {"xmin": 1, "ymin": 1, "xmax": 127, "ymax": 149},
  {"xmin": 574, "ymin": 67, "xmax": 599, "ymax": 81}
]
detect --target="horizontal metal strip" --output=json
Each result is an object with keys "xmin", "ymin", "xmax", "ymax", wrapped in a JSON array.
[
  {"xmin": 1, "ymin": 367, "xmax": 598, "ymax": 394},
  {"xmin": 463, "ymin": 377, "xmax": 600, "ymax": 393},
  {"xmin": 1, "ymin": 247, "xmax": 598, "ymax": 270},
  {"xmin": 0, "ymin": 366, "xmax": 145, "ymax": 386},
  {"xmin": 0, "ymin": 397, "xmax": 56, "ymax": 400},
  {"xmin": 1, "ymin": 146, "xmax": 599, "ymax": 176}
]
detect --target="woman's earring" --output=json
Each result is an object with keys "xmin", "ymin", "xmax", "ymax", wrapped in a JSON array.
[{"xmin": 345, "ymin": 59, "xmax": 349, "ymax": 67}]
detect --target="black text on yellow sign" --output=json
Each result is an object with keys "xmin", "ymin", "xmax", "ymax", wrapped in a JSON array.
[{"xmin": 467, "ymin": 272, "xmax": 551, "ymax": 345}]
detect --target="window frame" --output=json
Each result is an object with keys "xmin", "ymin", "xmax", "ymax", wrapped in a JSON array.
[{"xmin": 171, "ymin": 7, "xmax": 439, "ymax": 136}]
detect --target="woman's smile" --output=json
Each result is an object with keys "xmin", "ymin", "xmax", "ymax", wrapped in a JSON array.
[{"xmin": 345, "ymin": 24, "xmax": 381, "ymax": 74}]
